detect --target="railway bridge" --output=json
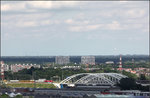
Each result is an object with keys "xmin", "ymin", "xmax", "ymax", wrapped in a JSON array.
[{"xmin": 56, "ymin": 73, "xmax": 127, "ymax": 88}]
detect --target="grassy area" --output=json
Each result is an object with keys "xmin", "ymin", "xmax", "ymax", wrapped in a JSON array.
[{"xmin": 6, "ymin": 83, "xmax": 56, "ymax": 88}]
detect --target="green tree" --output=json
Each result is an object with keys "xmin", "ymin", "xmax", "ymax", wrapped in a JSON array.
[
  {"xmin": 0, "ymin": 94, "xmax": 9, "ymax": 98},
  {"xmin": 14, "ymin": 95, "xmax": 23, "ymax": 98},
  {"xmin": 118, "ymin": 78, "xmax": 136, "ymax": 90},
  {"xmin": 139, "ymin": 74, "xmax": 146, "ymax": 80},
  {"xmin": 122, "ymin": 70, "xmax": 137, "ymax": 79}
]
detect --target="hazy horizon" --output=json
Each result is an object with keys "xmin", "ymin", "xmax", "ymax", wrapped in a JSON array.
[{"xmin": 1, "ymin": 54, "xmax": 149, "ymax": 57}]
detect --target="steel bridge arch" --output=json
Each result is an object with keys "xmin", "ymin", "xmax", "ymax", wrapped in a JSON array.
[{"xmin": 60, "ymin": 73, "xmax": 127, "ymax": 86}]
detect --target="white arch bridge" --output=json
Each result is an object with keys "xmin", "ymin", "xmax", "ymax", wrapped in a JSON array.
[{"xmin": 58, "ymin": 73, "xmax": 127, "ymax": 87}]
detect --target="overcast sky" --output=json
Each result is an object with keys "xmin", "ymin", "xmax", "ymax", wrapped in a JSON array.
[{"xmin": 1, "ymin": 1, "xmax": 149, "ymax": 56}]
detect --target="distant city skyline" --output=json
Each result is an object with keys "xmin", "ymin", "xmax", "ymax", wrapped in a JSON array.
[{"xmin": 1, "ymin": 1, "xmax": 149, "ymax": 56}]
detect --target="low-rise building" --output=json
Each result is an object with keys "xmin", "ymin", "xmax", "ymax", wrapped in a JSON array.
[{"xmin": 105, "ymin": 61, "xmax": 114, "ymax": 64}]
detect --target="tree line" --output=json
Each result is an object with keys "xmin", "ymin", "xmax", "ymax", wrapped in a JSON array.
[{"xmin": 4, "ymin": 67, "xmax": 137, "ymax": 80}]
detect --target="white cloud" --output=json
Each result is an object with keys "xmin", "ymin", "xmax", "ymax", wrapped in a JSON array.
[
  {"xmin": 1, "ymin": 2, "xmax": 26, "ymax": 11},
  {"xmin": 17, "ymin": 21, "xmax": 37, "ymax": 27},
  {"xmin": 1, "ymin": 1, "xmax": 149, "ymax": 56},
  {"xmin": 119, "ymin": 0, "xmax": 129, "ymax": 3},
  {"xmin": 2, "ymin": 12, "xmax": 54, "ymax": 28},
  {"xmin": 106, "ymin": 21, "xmax": 122, "ymax": 30},
  {"xmin": 125, "ymin": 9, "xmax": 146, "ymax": 18},
  {"xmin": 68, "ymin": 20, "xmax": 123, "ymax": 32},
  {"xmin": 65, "ymin": 19, "xmax": 89, "ymax": 25},
  {"xmin": 1, "ymin": 1, "xmax": 79, "ymax": 12},
  {"xmin": 27, "ymin": 1, "xmax": 53, "ymax": 9},
  {"xmin": 69, "ymin": 24, "xmax": 101, "ymax": 32},
  {"xmin": 65, "ymin": 19, "xmax": 74, "ymax": 24},
  {"xmin": 69, "ymin": 26, "xmax": 83, "ymax": 32},
  {"xmin": 15, "ymin": 19, "xmax": 54, "ymax": 27},
  {"xmin": 99, "ymin": 8, "xmax": 146, "ymax": 19},
  {"xmin": 40, "ymin": 20, "xmax": 51, "ymax": 25},
  {"xmin": 2, "ymin": 1, "xmax": 148, "ymax": 38},
  {"xmin": 1, "ymin": 4, "xmax": 11, "ymax": 11}
]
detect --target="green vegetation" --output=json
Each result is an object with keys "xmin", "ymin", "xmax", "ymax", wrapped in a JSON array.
[
  {"xmin": 4, "ymin": 67, "xmax": 121, "ymax": 80},
  {"xmin": 4, "ymin": 66, "xmax": 139, "ymax": 81},
  {"xmin": 0, "ymin": 94, "xmax": 33, "ymax": 98},
  {"xmin": 139, "ymin": 74, "xmax": 147, "ymax": 80},
  {"xmin": 14, "ymin": 95, "xmax": 23, "ymax": 98},
  {"xmin": 123, "ymin": 61, "xmax": 150, "ymax": 68},
  {"xmin": 0, "ymin": 94, "xmax": 9, "ymax": 98},
  {"xmin": 118, "ymin": 77, "xmax": 150, "ymax": 91},
  {"xmin": 122, "ymin": 70, "xmax": 137, "ymax": 79},
  {"xmin": 7, "ymin": 83, "xmax": 56, "ymax": 88},
  {"xmin": 118, "ymin": 78, "xmax": 136, "ymax": 90}
]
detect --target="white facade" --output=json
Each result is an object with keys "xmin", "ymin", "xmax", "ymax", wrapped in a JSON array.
[
  {"xmin": 55, "ymin": 56, "xmax": 70, "ymax": 65},
  {"xmin": 105, "ymin": 61, "xmax": 114, "ymax": 64},
  {"xmin": 81, "ymin": 56, "xmax": 95, "ymax": 65}
]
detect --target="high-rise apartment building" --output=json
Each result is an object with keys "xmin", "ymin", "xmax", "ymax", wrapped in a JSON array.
[
  {"xmin": 55, "ymin": 56, "xmax": 70, "ymax": 65},
  {"xmin": 81, "ymin": 56, "xmax": 95, "ymax": 65},
  {"xmin": 0, "ymin": 61, "xmax": 5, "ymax": 80}
]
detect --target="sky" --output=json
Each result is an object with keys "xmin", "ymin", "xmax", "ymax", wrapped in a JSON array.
[{"xmin": 1, "ymin": 1, "xmax": 149, "ymax": 56}]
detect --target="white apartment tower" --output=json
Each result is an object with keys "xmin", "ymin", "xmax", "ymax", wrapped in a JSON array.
[
  {"xmin": 0, "ymin": 61, "xmax": 5, "ymax": 80},
  {"xmin": 81, "ymin": 56, "xmax": 95, "ymax": 65},
  {"xmin": 55, "ymin": 56, "xmax": 70, "ymax": 65}
]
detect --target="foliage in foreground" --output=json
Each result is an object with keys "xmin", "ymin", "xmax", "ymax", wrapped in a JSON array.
[
  {"xmin": 118, "ymin": 77, "xmax": 150, "ymax": 91},
  {"xmin": 0, "ymin": 94, "xmax": 9, "ymax": 98}
]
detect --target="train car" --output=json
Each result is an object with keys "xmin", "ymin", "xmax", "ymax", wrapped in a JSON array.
[
  {"xmin": 19, "ymin": 80, "xmax": 34, "ymax": 83},
  {"xmin": 10, "ymin": 80, "xmax": 19, "ymax": 83},
  {"xmin": 44, "ymin": 80, "xmax": 53, "ymax": 83}
]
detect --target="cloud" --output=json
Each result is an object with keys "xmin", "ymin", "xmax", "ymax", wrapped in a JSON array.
[
  {"xmin": 106, "ymin": 21, "xmax": 122, "ymax": 30},
  {"xmin": 2, "ymin": 1, "xmax": 148, "ymax": 38},
  {"xmin": 2, "ymin": 12, "xmax": 54, "ymax": 28},
  {"xmin": 17, "ymin": 21, "xmax": 37, "ymax": 27},
  {"xmin": 65, "ymin": 19, "xmax": 89, "ymax": 25},
  {"xmin": 40, "ymin": 20, "xmax": 51, "ymax": 25},
  {"xmin": 69, "ymin": 24, "xmax": 101, "ymax": 32},
  {"xmin": 15, "ymin": 19, "xmax": 53, "ymax": 27},
  {"xmin": 68, "ymin": 20, "xmax": 123, "ymax": 32},
  {"xmin": 1, "ymin": 1, "xmax": 79, "ymax": 12},
  {"xmin": 1, "ymin": 1, "xmax": 149, "ymax": 56},
  {"xmin": 99, "ymin": 8, "xmax": 146, "ymax": 19},
  {"xmin": 125, "ymin": 9, "xmax": 146, "ymax": 18},
  {"xmin": 1, "ymin": 2, "xmax": 26, "ymax": 11},
  {"xmin": 119, "ymin": 1, "xmax": 129, "ymax": 3},
  {"xmin": 26, "ymin": 1, "xmax": 53, "ymax": 9},
  {"xmin": 65, "ymin": 19, "xmax": 74, "ymax": 24}
]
